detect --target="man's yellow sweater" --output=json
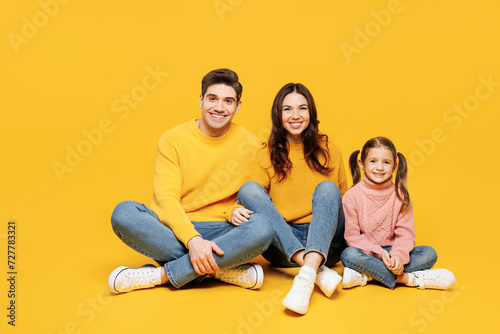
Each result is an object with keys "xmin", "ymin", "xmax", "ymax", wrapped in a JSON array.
[
  {"xmin": 244, "ymin": 141, "xmax": 348, "ymax": 224},
  {"xmin": 151, "ymin": 119, "xmax": 261, "ymax": 246}
]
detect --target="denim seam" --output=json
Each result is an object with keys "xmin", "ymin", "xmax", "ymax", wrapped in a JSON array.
[
  {"xmin": 164, "ymin": 263, "xmax": 180, "ymax": 288},
  {"xmin": 286, "ymin": 246, "xmax": 306, "ymax": 264},
  {"xmin": 113, "ymin": 229, "xmax": 161, "ymax": 260}
]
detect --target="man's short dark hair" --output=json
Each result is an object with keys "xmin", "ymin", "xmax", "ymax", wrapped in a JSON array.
[{"xmin": 201, "ymin": 68, "xmax": 243, "ymax": 102}]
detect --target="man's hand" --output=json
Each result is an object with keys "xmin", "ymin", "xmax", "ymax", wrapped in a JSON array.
[
  {"xmin": 230, "ymin": 207, "xmax": 253, "ymax": 226},
  {"xmin": 187, "ymin": 236, "xmax": 224, "ymax": 275}
]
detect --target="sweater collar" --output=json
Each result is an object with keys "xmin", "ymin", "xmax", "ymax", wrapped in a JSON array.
[
  {"xmin": 361, "ymin": 176, "xmax": 394, "ymax": 190},
  {"xmin": 190, "ymin": 119, "xmax": 235, "ymax": 143}
]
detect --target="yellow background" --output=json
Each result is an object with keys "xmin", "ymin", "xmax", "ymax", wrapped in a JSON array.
[{"xmin": 1, "ymin": 0, "xmax": 499, "ymax": 333}]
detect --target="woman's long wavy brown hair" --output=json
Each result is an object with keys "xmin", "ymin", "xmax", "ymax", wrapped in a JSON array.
[{"xmin": 268, "ymin": 83, "xmax": 332, "ymax": 182}]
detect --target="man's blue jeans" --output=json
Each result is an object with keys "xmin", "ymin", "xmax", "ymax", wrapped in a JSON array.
[
  {"xmin": 111, "ymin": 201, "xmax": 274, "ymax": 288},
  {"xmin": 341, "ymin": 246, "xmax": 438, "ymax": 289},
  {"xmin": 237, "ymin": 181, "xmax": 346, "ymax": 268}
]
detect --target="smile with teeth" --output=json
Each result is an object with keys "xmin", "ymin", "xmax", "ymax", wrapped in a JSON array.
[
  {"xmin": 289, "ymin": 122, "xmax": 303, "ymax": 129},
  {"xmin": 373, "ymin": 172, "xmax": 385, "ymax": 177},
  {"xmin": 209, "ymin": 112, "xmax": 228, "ymax": 120}
]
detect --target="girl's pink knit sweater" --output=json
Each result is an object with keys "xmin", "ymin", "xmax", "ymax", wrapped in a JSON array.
[{"xmin": 343, "ymin": 177, "xmax": 416, "ymax": 264}]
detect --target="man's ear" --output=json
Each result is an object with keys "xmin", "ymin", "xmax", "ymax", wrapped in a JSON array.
[
  {"xmin": 199, "ymin": 94, "xmax": 203, "ymax": 108},
  {"xmin": 235, "ymin": 100, "xmax": 242, "ymax": 114}
]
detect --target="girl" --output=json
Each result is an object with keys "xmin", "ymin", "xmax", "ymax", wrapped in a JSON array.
[
  {"xmin": 341, "ymin": 136, "xmax": 455, "ymax": 290},
  {"xmin": 233, "ymin": 83, "xmax": 347, "ymax": 314}
]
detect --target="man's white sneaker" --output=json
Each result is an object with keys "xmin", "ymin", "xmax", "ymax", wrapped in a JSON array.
[
  {"xmin": 108, "ymin": 264, "xmax": 162, "ymax": 293},
  {"xmin": 282, "ymin": 274, "xmax": 315, "ymax": 314},
  {"xmin": 342, "ymin": 267, "xmax": 369, "ymax": 288},
  {"xmin": 315, "ymin": 266, "xmax": 342, "ymax": 297},
  {"xmin": 410, "ymin": 269, "xmax": 455, "ymax": 290},
  {"xmin": 215, "ymin": 263, "xmax": 264, "ymax": 289}
]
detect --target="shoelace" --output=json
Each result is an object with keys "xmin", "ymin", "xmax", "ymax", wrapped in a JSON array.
[
  {"xmin": 220, "ymin": 268, "xmax": 250, "ymax": 284},
  {"xmin": 124, "ymin": 269, "xmax": 157, "ymax": 289}
]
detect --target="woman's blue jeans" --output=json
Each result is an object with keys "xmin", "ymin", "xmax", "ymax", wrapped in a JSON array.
[
  {"xmin": 237, "ymin": 181, "xmax": 346, "ymax": 268},
  {"xmin": 341, "ymin": 246, "xmax": 438, "ymax": 289},
  {"xmin": 111, "ymin": 201, "xmax": 274, "ymax": 288}
]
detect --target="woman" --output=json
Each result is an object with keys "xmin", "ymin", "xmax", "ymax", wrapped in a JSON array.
[{"xmin": 232, "ymin": 83, "xmax": 347, "ymax": 314}]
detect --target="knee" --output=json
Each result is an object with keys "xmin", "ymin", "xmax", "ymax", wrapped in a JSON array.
[
  {"xmin": 341, "ymin": 247, "xmax": 363, "ymax": 265},
  {"xmin": 238, "ymin": 181, "xmax": 263, "ymax": 198},
  {"xmin": 111, "ymin": 200, "xmax": 138, "ymax": 231},
  {"xmin": 340, "ymin": 246, "xmax": 354, "ymax": 263},
  {"xmin": 313, "ymin": 181, "xmax": 341, "ymax": 202},
  {"xmin": 421, "ymin": 245, "xmax": 438, "ymax": 263},
  {"xmin": 244, "ymin": 213, "xmax": 274, "ymax": 245},
  {"xmin": 237, "ymin": 181, "xmax": 267, "ymax": 206}
]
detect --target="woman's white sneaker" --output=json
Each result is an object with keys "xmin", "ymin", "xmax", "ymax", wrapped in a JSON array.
[
  {"xmin": 108, "ymin": 264, "xmax": 162, "ymax": 293},
  {"xmin": 282, "ymin": 274, "xmax": 315, "ymax": 314}
]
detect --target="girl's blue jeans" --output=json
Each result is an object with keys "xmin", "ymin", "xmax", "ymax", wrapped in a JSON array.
[
  {"xmin": 341, "ymin": 246, "xmax": 438, "ymax": 289},
  {"xmin": 111, "ymin": 201, "xmax": 274, "ymax": 288},
  {"xmin": 237, "ymin": 180, "xmax": 346, "ymax": 268}
]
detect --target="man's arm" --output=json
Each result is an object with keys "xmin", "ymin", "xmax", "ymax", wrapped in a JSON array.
[
  {"xmin": 152, "ymin": 135, "xmax": 226, "ymax": 274},
  {"xmin": 152, "ymin": 135, "xmax": 201, "ymax": 246}
]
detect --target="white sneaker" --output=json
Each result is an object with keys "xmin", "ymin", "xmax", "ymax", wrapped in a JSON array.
[
  {"xmin": 315, "ymin": 266, "xmax": 342, "ymax": 297},
  {"xmin": 215, "ymin": 263, "xmax": 264, "ymax": 289},
  {"xmin": 342, "ymin": 267, "xmax": 369, "ymax": 288},
  {"xmin": 108, "ymin": 264, "xmax": 161, "ymax": 293},
  {"xmin": 282, "ymin": 274, "xmax": 315, "ymax": 314},
  {"xmin": 411, "ymin": 269, "xmax": 455, "ymax": 290}
]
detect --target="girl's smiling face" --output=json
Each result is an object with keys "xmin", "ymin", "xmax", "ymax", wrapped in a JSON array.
[
  {"xmin": 281, "ymin": 92, "xmax": 310, "ymax": 144},
  {"xmin": 360, "ymin": 147, "xmax": 396, "ymax": 183}
]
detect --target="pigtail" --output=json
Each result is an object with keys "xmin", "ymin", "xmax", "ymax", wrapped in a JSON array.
[
  {"xmin": 349, "ymin": 150, "xmax": 362, "ymax": 186},
  {"xmin": 395, "ymin": 152, "xmax": 411, "ymax": 213}
]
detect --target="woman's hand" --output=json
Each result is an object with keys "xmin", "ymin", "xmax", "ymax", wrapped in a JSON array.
[{"xmin": 230, "ymin": 207, "xmax": 253, "ymax": 226}]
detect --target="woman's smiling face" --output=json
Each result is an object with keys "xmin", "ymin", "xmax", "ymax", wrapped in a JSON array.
[{"xmin": 281, "ymin": 92, "xmax": 310, "ymax": 144}]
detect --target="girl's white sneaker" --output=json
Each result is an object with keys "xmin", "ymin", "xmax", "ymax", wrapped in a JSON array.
[
  {"xmin": 410, "ymin": 269, "xmax": 455, "ymax": 290},
  {"xmin": 342, "ymin": 267, "xmax": 369, "ymax": 288},
  {"xmin": 315, "ymin": 265, "xmax": 342, "ymax": 297}
]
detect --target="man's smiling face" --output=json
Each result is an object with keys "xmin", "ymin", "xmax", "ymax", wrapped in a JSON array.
[{"xmin": 198, "ymin": 84, "xmax": 241, "ymax": 137}]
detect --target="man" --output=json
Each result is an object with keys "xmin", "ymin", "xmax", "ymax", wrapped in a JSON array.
[{"xmin": 108, "ymin": 68, "xmax": 273, "ymax": 293}]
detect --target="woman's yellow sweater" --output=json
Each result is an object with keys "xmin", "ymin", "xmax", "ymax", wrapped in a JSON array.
[{"xmin": 244, "ymin": 141, "xmax": 347, "ymax": 224}]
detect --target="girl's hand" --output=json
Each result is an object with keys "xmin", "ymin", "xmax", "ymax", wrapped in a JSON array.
[
  {"xmin": 382, "ymin": 251, "xmax": 404, "ymax": 275},
  {"xmin": 390, "ymin": 255, "xmax": 404, "ymax": 275},
  {"xmin": 381, "ymin": 249, "xmax": 392, "ymax": 269},
  {"xmin": 230, "ymin": 207, "xmax": 253, "ymax": 226}
]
